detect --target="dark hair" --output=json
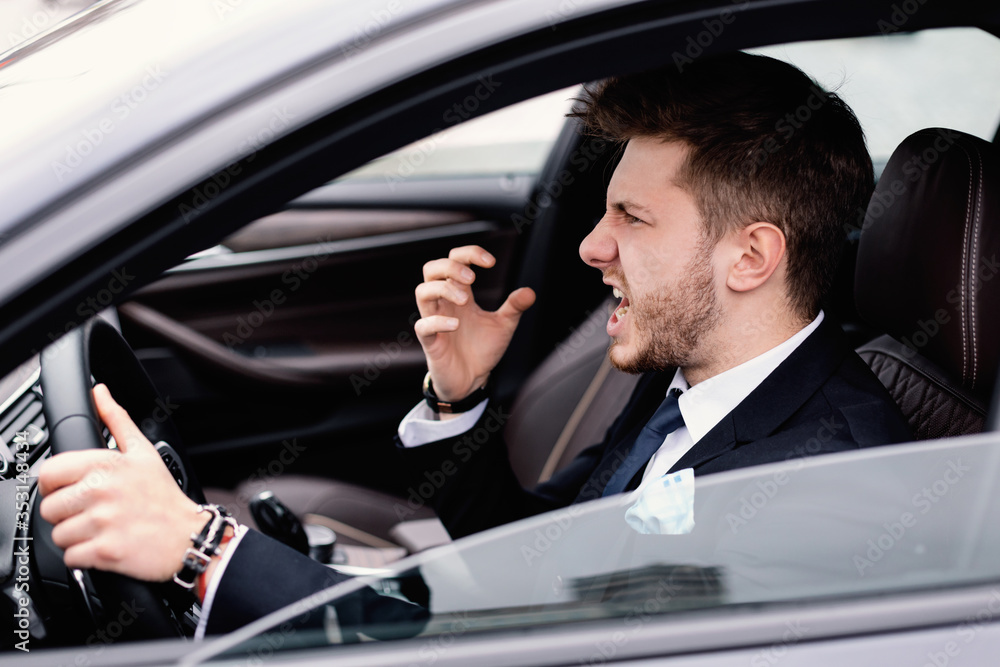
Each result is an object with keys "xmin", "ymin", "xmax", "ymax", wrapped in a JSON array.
[{"xmin": 572, "ymin": 52, "xmax": 873, "ymax": 319}]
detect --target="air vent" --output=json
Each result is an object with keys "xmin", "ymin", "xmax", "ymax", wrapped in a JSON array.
[{"xmin": 0, "ymin": 385, "xmax": 48, "ymax": 476}]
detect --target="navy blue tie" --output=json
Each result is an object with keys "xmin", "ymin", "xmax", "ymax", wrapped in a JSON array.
[{"xmin": 602, "ymin": 388, "xmax": 685, "ymax": 496}]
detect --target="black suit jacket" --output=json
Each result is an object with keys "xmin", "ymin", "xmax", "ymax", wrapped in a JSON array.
[
  {"xmin": 205, "ymin": 317, "xmax": 910, "ymax": 634},
  {"xmin": 395, "ymin": 316, "xmax": 912, "ymax": 538},
  {"xmin": 205, "ymin": 529, "xmax": 429, "ymax": 636}
]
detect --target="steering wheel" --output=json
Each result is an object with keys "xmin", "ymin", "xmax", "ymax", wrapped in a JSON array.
[{"xmin": 34, "ymin": 316, "xmax": 206, "ymax": 640}]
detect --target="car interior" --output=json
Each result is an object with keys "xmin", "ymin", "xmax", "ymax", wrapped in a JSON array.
[
  {"xmin": 172, "ymin": 31, "xmax": 1000, "ymax": 559},
  {"xmin": 3, "ymin": 4, "xmax": 1000, "ymax": 653}
]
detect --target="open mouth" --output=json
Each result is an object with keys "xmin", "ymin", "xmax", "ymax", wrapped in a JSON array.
[{"xmin": 608, "ymin": 286, "xmax": 630, "ymax": 335}]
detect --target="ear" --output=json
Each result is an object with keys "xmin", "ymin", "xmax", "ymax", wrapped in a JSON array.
[{"xmin": 723, "ymin": 222, "xmax": 786, "ymax": 293}]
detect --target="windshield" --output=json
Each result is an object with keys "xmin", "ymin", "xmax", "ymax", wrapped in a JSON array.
[{"xmin": 196, "ymin": 432, "xmax": 1000, "ymax": 661}]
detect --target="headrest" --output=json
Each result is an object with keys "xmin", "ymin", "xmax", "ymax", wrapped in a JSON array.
[{"xmin": 856, "ymin": 128, "xmax": 1000, "ymax": 400}]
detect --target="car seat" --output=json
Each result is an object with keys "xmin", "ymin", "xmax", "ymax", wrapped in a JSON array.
[{"xmin": 855, "ymin": 128, "xmax": 999, "ymax": 439}]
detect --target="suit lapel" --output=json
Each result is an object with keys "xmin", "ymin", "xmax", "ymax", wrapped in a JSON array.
[
  {"xmin": 572, "ymin": 370, "xmax": 674, "ymax": 501},
  {"xmin": 572, "ymin": 316, "xmax": 850, "ymax": 499},
  {"xmin": 668, "ymin": 316, "xmax": 849, "ymax": 474}
]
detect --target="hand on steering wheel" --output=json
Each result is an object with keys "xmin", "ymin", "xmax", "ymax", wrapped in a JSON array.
[
  {"xmin": 39, "ymin": 384, "xmax": 205, "ymax": 581},
  {"xmin": 33, "ymin": 317, "xmax": 210, "ymax": 640}
]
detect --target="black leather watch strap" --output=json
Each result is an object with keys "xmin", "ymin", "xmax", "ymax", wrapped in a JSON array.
[{"xmin": 422, "ymin": 372, "xmax": 488, "ymax": 414}]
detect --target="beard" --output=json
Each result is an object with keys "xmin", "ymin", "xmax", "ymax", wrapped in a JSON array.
[{"xmin": 607, "ymin": 240, "xmax": 721, "ymax": 374}]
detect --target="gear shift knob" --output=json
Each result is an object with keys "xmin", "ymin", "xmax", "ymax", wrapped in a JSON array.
[{"xmin": 249, "ymin": 490, "xmax": 310, "ymax": 555}]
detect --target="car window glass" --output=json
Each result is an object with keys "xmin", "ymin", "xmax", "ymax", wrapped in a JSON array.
[
  {"xmin": 333, "ymin": 86, "xmax": 580, "ymax": 183},
  {"xmin": 205, "ymin": 433, "xmax": 1000, "ymax": 661},
  {"xmin": 329, "ymin": 27, "xmax": 1000, "ymax": 188},
  {"xmin": 751, "ymin": 27, "xmax": 1000, "ymax": 171},
  {"xmin": 210, "ymin": 27, "xmax": 1000, "ymax": 261}
]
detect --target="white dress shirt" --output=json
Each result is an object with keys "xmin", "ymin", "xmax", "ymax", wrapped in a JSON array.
[
  {"xmin": 397, "ymin": 311, "xmax": 825, "ymax": 493},
  {"xmin": 636, "ymin": 310, "xmax": 823, "ymax": 491}
]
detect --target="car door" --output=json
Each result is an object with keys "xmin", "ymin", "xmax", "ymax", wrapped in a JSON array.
[{"xmin": 117, "ymin": 90, "xmax": 583, "ymax": 494}]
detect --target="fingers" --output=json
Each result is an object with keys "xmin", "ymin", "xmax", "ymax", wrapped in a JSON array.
[
  {"xmin": 422, "ymin": 245, "xmax": 495, "ymax": 283},
  {"xmin": 414, "ymin": 315, "xmax": 460, "ymax": 340},
  {"xmin": 92, "ymin": 384, "xmax": 150, "ymax": 454},
  {"xmin": 39, "ymin": 453, "xmax": 121, "ymax": 523},
  {"xmin": 497, "ymin": 287, "xmax": 537, "ymax": 320},
  {"xmin": 420, "ymin": 259, "xmax": 476, "ymax": 289},
  {"xmin": 49, "ymin": 510, "xmax": 99, "ymax": 551},
  {"xmin": 448, "ymin": 245, "xmax": 495, "ymax": 270},
  {"xmin": 37, "ymin": 448, "xmax": 119, "ymax": 498},
  {"xmin": 415, "ymin": 280, "xmax": 470, "ymax": 310},
  {"xmin": 62, "ymin": 542, "xmax": 100, "ymax": 571},
  {"xmin": 63, "ymin": 540, "xmax": 124, "ymax": 572},
  {"xmin": 52, "ymin": 507, "xmax": 126, "ymax": 570},
  {"xmin": 418, "ymin": 248, "xmax": 491, "ymax": 318}
]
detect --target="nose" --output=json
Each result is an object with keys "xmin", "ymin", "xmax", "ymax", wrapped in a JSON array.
[{"xmin": 579, "ymin": 215, "xmax": 618, "ymax": 270}]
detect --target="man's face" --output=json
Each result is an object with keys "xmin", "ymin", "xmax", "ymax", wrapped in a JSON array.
[{"xmin": 579, "ymin": 137, "xmax": 722, "ymax": 374}]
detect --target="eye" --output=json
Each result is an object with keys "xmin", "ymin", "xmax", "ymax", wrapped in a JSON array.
[{"xmin": 627, "ymin": 214, "xmax": 645, "ymax": 226}]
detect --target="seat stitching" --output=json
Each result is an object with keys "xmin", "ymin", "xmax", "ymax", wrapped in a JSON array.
[
  {"xmin": 959, "ymin": 146, "xmax": 973, "ymax": 383},
  {"xmin": 969, "ymin": 146, "xmax": 984, "ymax": 389}
]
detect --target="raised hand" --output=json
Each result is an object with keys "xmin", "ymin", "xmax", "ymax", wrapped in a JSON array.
[{"xmin": 414, "ymin": 245, "xmax": 535, "ymax": 402}]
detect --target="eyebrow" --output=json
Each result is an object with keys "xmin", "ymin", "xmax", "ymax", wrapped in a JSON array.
[{"xmin": 612, "ymin": 199, "xmax": 653, "ymax": 217}]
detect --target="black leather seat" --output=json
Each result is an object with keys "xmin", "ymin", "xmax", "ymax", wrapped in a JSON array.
[{"xmin": 855, "ymin": 128, "xmax": 999, "ymax": 439}]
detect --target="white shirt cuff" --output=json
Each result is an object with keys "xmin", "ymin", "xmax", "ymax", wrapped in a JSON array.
[
  {"xmin": 194, "ymin": 523, "xmax": 249, "ymax": 641},
  {"xmin": 396, "ymin": 399, "xmax": 489, "ymax": 447}
]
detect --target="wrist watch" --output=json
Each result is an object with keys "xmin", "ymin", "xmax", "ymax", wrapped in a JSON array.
[{"xmin": 423, "ymin": 372, "xmax": 489, "ymax": 414}]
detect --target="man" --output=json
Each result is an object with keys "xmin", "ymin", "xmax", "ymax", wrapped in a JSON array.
[
  {"xmin": 396, "ymin": 51, "xmax": 912, "ymax": 538},
  {"xmin": 37, "ymin": 52, "xmax": 910, "ymax": 635}
]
